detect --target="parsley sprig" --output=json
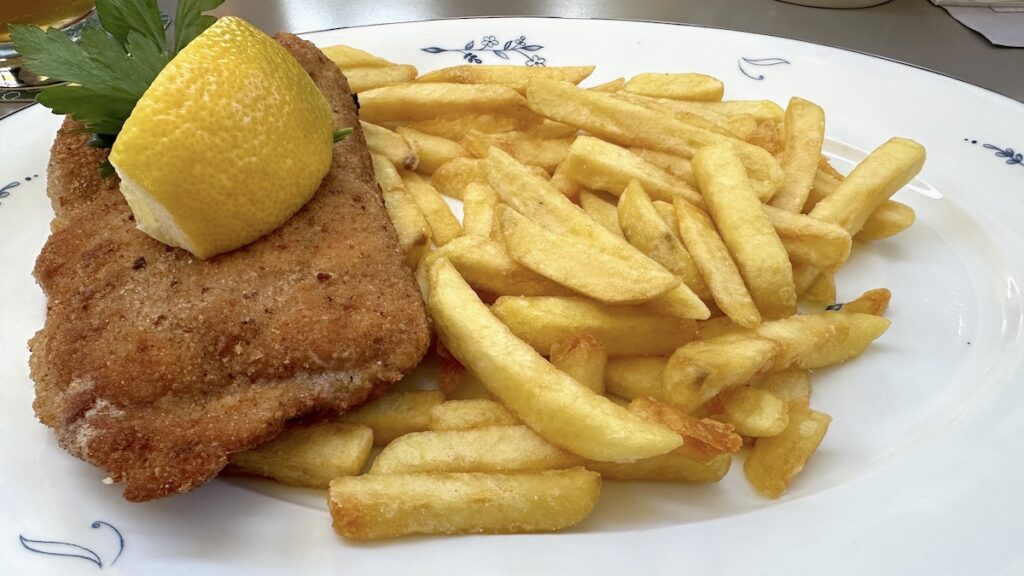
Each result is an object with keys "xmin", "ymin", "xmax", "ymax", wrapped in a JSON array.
[{"xmin": 11, "ymin": 0, "xmax": 225, "ymax": 144}]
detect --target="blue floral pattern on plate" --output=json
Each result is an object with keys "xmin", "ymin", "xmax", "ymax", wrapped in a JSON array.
[
  {"xmin": 19, "ymin": 520, "xmax": 124, "ymax": 569},
  {"xmin": 422, "ymin": 36, "xmax": 545, "ymax": 65},
  {"xmin": 738, "ymin": 57, "xmax": 790, "ymax": 80},
  {"xmin": 964, "ymin": 139, "xmax": 1023, "ymax": 168}
]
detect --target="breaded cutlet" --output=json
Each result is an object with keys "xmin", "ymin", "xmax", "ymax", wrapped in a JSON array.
[{"xmin": 28, "ymin": 34, "xmax": 431, "ymax": 502}]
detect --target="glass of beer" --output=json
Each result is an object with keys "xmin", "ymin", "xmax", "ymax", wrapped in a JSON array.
[{"xmin": 0, "ymin": 0, "xmax": 97, "ymax": 93}]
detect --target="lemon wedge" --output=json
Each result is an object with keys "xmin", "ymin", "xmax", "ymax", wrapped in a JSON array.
[{"xmin": 109, "ymin": 16, "xmax": 333, "ymax": 259}]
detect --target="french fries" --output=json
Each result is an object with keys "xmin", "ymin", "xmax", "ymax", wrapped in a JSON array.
[
  {"xmin": 744, "ymin": 401, "xmax": 831, "ymax": 498},
  {"xmin": 229, "ymin": 423, "xmax": 373, "ymax": 488},
  {"xmin": 693, "ymin": 143, "xmax": 796, "ymax": 319},
  {"xmin": 267, "ymin": 46, "xmax": 924, "ymax": 536},
  {"xmin": 492, "ymin": 296, "xmax": 696, "ymax": 357},
  {"xmin": 623, "ymin": 72, "xmax": 725, "ymax": 101},
  {"xmin": 329, "ymin": 468, "xmax": 601, "ymax": 539},
  {"xmin": 428, "ymin": 259, "xmax": 683, "ymax": 462}
]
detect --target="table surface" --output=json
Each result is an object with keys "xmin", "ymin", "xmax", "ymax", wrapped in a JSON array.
[{"xmin": 2, "ymin": 0, "xmax": 1021, "ymax": 120}]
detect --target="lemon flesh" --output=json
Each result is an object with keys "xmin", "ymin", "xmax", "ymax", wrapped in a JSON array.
[{"xmin": 109, "ymin": 16, "xmax": 333, "ymax": 260}]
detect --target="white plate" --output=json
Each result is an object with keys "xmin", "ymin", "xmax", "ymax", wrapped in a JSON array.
[{"xmin": 2, "ymin": 17, "xmax": 1023, "ymax": 576}]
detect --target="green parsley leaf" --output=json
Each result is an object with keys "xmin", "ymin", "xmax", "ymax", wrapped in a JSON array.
[
  {"xmin": 173, "ymin": 0, "xmax": 224, "ymax": 54},
  {"xmin": 95, "ymin": 0, "xmax": 166, "ymax": 52},
  {"xmin": 333, "ymin": 127, "xmax": 354, "ymax": 143}
]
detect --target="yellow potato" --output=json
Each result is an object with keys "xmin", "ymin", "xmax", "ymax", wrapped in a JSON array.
[
  {"xmin": 549, "ymin": 160, "xmax": 585, "ymax": 199},
  {"xmin": 462, "ymin": 129, "xmax": 572, "ymax": 173},
  {"xmin": 604, "ymin": 356, "xmax": 669, "ymax": 401},
  {"xmin": 762, "ymin": 204, "xmax": 852, "ymax": 271},
  {"xmin": 361, "ymin": 121, "xmax": 418, "ymax": 170},
  {"xmin": 855, "ymin": 200, "xmax": 916, "ymax": 241},
  {"xmin": 372, "ymin": 153, "xmax": 430, "ymax": 267},
  {"xmin": 498, "ymin": 205, "xmax": 680, "ymax": 304},
  {"xmin": 229, "ymin": 423, "xmax": 373, "ymax": 488},
  {"xmin": 623, "ymin": 72, "xmax": 724, "ymax": 101},
  {"xmin": 344, "ymin": 64, "xmax": 418, "ymax": 93},
  {"xmin": 550, "ymin": 334, "xmax": 608, "ymax": 394},
  {"xmin": 805, "ymin": 269, "xmax": 836, "ymax": 303},
  {"xmin": 416, "ymin": 64, "xmax": 595, "ymax": 94},
  {"xmin": 560, "ymin": 135, "xmax": 704, "ymax": 207},
  {"xmin": 525, "ymin": 79, "xmax": 784, "ymax": 199},
  {"xmin": 800, "ymin": 312, "xmax": 891, "ymax": 369},
  {"xmin": 492, "ymin": 296, "xmax": 697, "ymax": 357},
  {"xmin": 329, "ymin": 468, "xmax": 601, "ymax": 539},
  {"xmin": 629, "ymin": 148, "xmax": 698, "ymax": 188},
  {"xmin": 694, "ymin": 99, "xmax": 785, "ymax": 122},
  {"xmin": 401, "ymin": 171, "xmax": 462, "ymax": 245},
  {"xmin": 429, "ymin": 399, "xmax": 520, "ymax": 431},
  {"xmin": 753, "ymin": 312, "xmax": 842, "ymax": 370},
  {"xmin": 751, "ymin": 368, "xmax": 812, "ymax": 402},
  {"xmin": 588, "ymin": 77, "xmax": 625, "ymax": 92},
  {"xmin": 430, "ymin": 157, "xmax": 486, "ymax": 200},
  {"xmin": 461, "ymin": 182, "xmax": 500, "ymax": 237},
  {"xmin": 769, "ymin": 97, "xmax": 825, "ymax": 212},
  {"xmin": 369, "ymin": 425, "xmax": 579, "ymax": 474},
  {"xmin": 716, "ymin": 386, "xmax": 790, "ymax": 437},
  {"xmin": 579, "ymin": 190, "xmax": 624, "ymax": 237},
  {"xmin": 337, "ymin": 390, "xmax": 445, "ymax": 445},
  {"xmin": 395, "ymin": 126, "xmax": 471, "ymax": 174},
  {"xmin": 673, "ymin": 198, "xmax": 762, "ymax": 328},
  {"xmin": 586, "ymin": 451, "xmax": 731, "ymax": 483},
  {"xmin": 428, "ymin": 259, "xmax": 683, "ymax": 461},
  {"xmin": 662, "ymin": 334, "xmax": 779, "ymax": 412},
  {"xmin": 322, "ymin": 43, "xmax": 393, "ymax": 67},
  {"xmin": 612, "ymin": 93, "xmax": 751, "ymax": 139},
  {"xmin": 693, "ymin": 143, "xmax": 796, "ymax": 319},
  {"xmin": 394, "ymin": 112, "xmax": 535, "ymax": 141},
  {"xmin": 359, "ymin": 83, "xmax": 529, "ymax": 123},
  {"xmin": 425, "ymin": 235, "xmax": 572, "ymax": 297},
  {"xmin": 628, "ymin": 397, "xmax": 744, "ymax": 458},
  {"xmin": 618, "ymin": 180, "xmax": 710, "ymax": 301},
  {"xmin": 744, "ymin": 401, "xmax": 831, "ymax": 498},
  {"xmin": 828, "ymin": 288, "xmax": 891, "ymax": 316}
]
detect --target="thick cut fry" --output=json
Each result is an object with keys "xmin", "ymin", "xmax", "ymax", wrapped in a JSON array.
[
  {"xmin": 549, "ymin": 160, "xmax": 584, "ymax": 199},
  {"xmin": 417, "ymin": 64, "xmax": 595, "ymax": 94},
  {"xmin": 800, "ymin": 312, "xmax": 891, "ymax": 369},
  {"xmin": 579, "ymin": 191, "xmax": 625, "ymax": 237},
  {"xmin": 373, "ymin": 153, "xmax": 430, "ymax": 267},
  {"xmin": 402, "ymin": 171, "xmax": 463, "ymax": 246},
  {"xmin": 493, "ymin": 296, "xmax": 696, "ymax": 357},
  {"xmin": 828, "ymin": 288, "xmax": 891, "ymax": 316},
  {"xmin": 359, "ymin": 83, "xmax": 529, "ymax": 123},
  {"xmin": 463, "ymin": 130, "xmax": 572, "ymax": 173},
  {"xmin": 395, "ymin": 112, "xmax": 534, "ymax": 141},
  {"xmin": 429, "ymin": 399, "xmax": 520, "ymax": 431},
  {"xmin": 585, "ymin": 452, "xmax": 731, "ymax": 483},
  {"xmin": 673, "ymin": 198, "xmax": 762, "ymax": 328},
  {"xmin": 762, "ymin": 204, "xmax": 852, "ymax": 270},
  {"xmin": 337, "ymin": 390, "xmax": 445, "ymax": 445},
  {"xmin": 652, "ymin": 200, "xmax": 683, "ymax": 241},
  {"xmin": 431, "ymin": 157, "xmax": 486, "ymax": 200},
  {"xmin": 483, "ymin": 148, "xmax": 690, "ymax": 298},
  {"xmin": 744, "ymin": 401, "xmax": 831, "ymax": 498},
  {"xmin": 588, "ymin": 77, "xmax": 625, "ymax": 92},
  {"xmin": 429, "ymin": 260, "xmax": 683, "ymax": 461},
  {"xmin": 369, "ymin": 425, "xmax": 578, "ymax": 474},
  {"xmin": 498, "ymin": 205, "xmax": 679, "ymax": 304},
  {"xmin": 770, "ymin": 98, "xmax": 825, "ymax": 212},
  {"xmin": 751, "ymin": 368, "xmax": 811, "ymax": 402},
  {"xmin": 229, "ymin": 423, "xmax": 373, "ymax": 488},
  {"xmin": 526, "ymin": 79, "xmax": 784, "ymax": 199},
  {"xmin": 630, "ymin": 148, "xmax": 698, "ymax": 188},
  {"xmin": 855, "ymin": 200, "xmax": 916, "ymax": 241},
  {"xmin": 521, "ymin": 118, "xmax": 580, "ymax": 139},
  {"xmin": 623, "ymin": 72, "xmax": 724, "ymax": 101},
  {"xmin": 329, "ymin": 468, "xmax": 601, "ymax": 539},
  {"xmin": 628, "ymin": 397, "xmax": 743, "ymax": 460},
  {"xmin": 662, "ymin": 334, "xmax": 779, "ymax": 412},
  {"xmin": 695, "ymin": 100, "xmax": 785, "ymax": 122},
  {"xmin": 362, "ymin": 121, "xmax": 418, "ymax": 170},
  {"xmin": 344, "ymin": 64, "xmax": 418, "ymax": 93},
  {"xmin": 461, "ymin": 182, "xmax": 499, "ymax": 237},
  {"xmin": 805, "ymin": 269, "xmax": 836, "ymax": 303},
  {"xmin": 612, "ymin": 93, "xmax": 754, "ymax": 140},
  {"xmin": 716, "ymin": 386, "xmax": 789, "ymax": 437},
  {"xmin": 618, "ymin": 180, "xmax": 710, "ymax": 300},
  {"xmin": 694, "ymin": 143, "xmax": 796, "ymax": 319},
  {"xmin": 427, "ymin": 235, "xmax": 572, "ymax": 297},
  {"xmin": 395, "ymin": 126, "xmax": 471, "ymax": 174},
  {"xmin": 604, "ymin": 357, "xmax": 669, "ymax": 401},
  {"xmin": 550, "ymin": 335, "xmax": 608, "ymax": 394},
  {"xmin": 753, "ymin": 313, "xmax": 841, "ymax": 370},
  {"xmin": 561, "ymin": 135, "xmax": 704, "ymax": 206},
  {"xmin": 322, "ymin": 43, "xmax": 393, "ymax": 67}
]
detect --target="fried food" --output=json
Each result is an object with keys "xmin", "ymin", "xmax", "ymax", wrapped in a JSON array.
[{"xmin": 28, "ymin": 34, "xmax": 430, "ymax": 501}]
